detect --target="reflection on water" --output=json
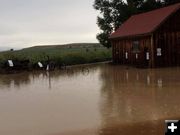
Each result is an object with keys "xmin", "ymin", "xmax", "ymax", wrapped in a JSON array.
[
  {"xmin": 0, "ymin": 66, "xmax": 92, "ymax": 90},
  {"xmin": 99, "ymin": 65, "xmax": 180, "ymax": 135},
  {"xmin": 0, "ymin": 64, "xmax": 180, "ymax": 135}
]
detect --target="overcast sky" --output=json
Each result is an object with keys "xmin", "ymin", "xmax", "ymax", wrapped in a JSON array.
[{"xmin": 0, "ymin": 0, "xmax": 99, "ymax": 49}]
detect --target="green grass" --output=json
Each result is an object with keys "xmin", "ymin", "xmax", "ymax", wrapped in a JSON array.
[{"xmin": 0, "ymin": 43, "xmax": 112, "ymax": 68}]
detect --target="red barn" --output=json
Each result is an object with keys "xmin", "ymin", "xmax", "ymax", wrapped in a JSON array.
[{"xmin": 109, "ymin": 3, "xmax": 180, "ymax": 68}]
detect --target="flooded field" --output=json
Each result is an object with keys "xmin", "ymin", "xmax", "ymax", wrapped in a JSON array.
[{"xmin": 0, "ymin": 64, "xmax": 180, "ymax": 135}]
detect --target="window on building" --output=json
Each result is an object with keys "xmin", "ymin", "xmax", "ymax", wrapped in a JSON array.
[{"xmin": 132, "ymin": 41, "xmax": 140, "ymax": 53}]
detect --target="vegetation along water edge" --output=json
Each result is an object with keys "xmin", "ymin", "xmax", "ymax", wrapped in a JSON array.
[{"xmin": 0, "ymin": 43, "xmax": 112, "ymax": 73}]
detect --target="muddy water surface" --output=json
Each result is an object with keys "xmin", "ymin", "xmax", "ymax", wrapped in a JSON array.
[{"xmin": 0, "ymin": 64, "xmax": 180, "ymax": 135}]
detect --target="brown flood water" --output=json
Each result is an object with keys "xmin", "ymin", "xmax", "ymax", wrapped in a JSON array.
[{"xmin": 0, "ymin": 64, "xmax": 180, "ymax": 135}]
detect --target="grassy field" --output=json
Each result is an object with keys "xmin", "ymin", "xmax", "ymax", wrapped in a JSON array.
[{"xmin": 0, "ymin": 43, "xmax": 112, "ymax": 68}]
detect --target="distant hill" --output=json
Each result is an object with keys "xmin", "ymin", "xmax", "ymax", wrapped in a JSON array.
[
  {"xmin": 0, "ymin": 43, "xmax": 111, "ymax": 67},
  {"xmin": 22, "ymin": 43, "xmax": 102, "ymax": 51}
]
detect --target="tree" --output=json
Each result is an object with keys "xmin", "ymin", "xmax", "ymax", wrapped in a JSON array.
[
  {"xmin": 93, "ymin": 0, "xmax": 163, "ymax": 48},
  {"xmin": 139, "ymin": 0, "xmax": 162, "ymax": 12},
  {"xmin": 93, "ymin": 0, "xmax": 116, "ymax": 48},
  {"xmin": 163, "ymin": 0, "xmax": 180, "ymax": 5}
]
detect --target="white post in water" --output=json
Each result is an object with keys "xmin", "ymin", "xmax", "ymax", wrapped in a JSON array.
[
  {"xmin": 8, "ymin": 60, "xmax": 14, "ymax": 67},
  {"xmin": 46, "ymin": 64, "xmax": 49, "ymax": 71},
  {"xmin": 38, "ymin": 62, "xmax": 43, "ymax": 68}
]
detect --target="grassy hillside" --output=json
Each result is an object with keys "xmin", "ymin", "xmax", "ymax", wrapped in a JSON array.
[{"xmin": 0, "ymin": 43, "xmax": 112, "ymax": 68}]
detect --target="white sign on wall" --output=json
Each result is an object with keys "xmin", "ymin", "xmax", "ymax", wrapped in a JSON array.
[
  {"xmin": 157, "ymin": 48, "xmax": 162, "ymax": 56},
  {"xmin": 136, "ymin": 54, "xmax": 138, "ymax": 59},
  {"xmin": 146, "ymin": 52, "xmax": 150, "ymax": 60},
  {"xmin": 125, "ymin": 52, "xmax": 128, "ymax": 59}
]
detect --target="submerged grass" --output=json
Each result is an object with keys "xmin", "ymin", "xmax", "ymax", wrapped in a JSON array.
[{"xmin": 0, "ymin": 43, "xmax": 112, "ymax": 68}]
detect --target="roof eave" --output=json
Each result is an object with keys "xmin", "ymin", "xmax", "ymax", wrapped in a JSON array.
[{"xmin": 109, "ymin": 32, "xmax": 152, "ymax": 40}]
